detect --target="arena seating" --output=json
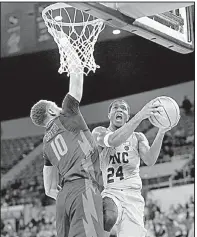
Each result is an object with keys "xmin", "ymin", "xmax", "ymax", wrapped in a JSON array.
[
  {"xmin": 1, "ymin": 135, "xmax": 43, "ymax": 175},
  {"xmin": 1, "ymin": 202, "xmax": 57, "ymax": 237},
  {"xmin": 173, "ymin": 109, "xmax": 194, "ymax": 136},
  {"xmin": 140, "ymin": 109, "xmax": 194, "ymax": 166},
  {"xmin": 1, "ymin": 151, "xmax": 56, "ymax": 208},
  {"xmin": 145, "ymin": 195, "xmax": 194, "ymax": 237},
  {"xmin": 1, "ymin": 193, "xmax": 194, "ymax": 237}
]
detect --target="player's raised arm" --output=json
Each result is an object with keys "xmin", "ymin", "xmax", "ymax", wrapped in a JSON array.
[
  {"xmin": 68, "ymin": 72, "xmax": 84, "ymax": 103},
  {"xmin": 66, "ymin": 38, "xmax": 84, "ymax": 102},
  {"xmin": 136, "ymin": 128, "xmax": 169, "ymax": 166},
  {"xmin": 61, "ymin": 38, "xmax": 84, "ymax": 114},
  {"xmin": 93, "ymin": 101, "xmax": 163, "ymax": 148}
]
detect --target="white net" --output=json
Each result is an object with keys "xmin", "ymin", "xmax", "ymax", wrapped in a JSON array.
[{"xmin": 42, "ymin": 3, "xmax": 105, "ymax": 75}]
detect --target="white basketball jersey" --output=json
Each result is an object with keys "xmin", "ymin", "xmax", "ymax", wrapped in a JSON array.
[{"xmin": 100, "ymin": 131, "xmax": 142, "ymax": 190}]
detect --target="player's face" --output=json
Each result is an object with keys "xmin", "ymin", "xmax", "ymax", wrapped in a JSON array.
[{"xmin": 108, "ymin": 101, "xmax": 129, "ymax": 127}]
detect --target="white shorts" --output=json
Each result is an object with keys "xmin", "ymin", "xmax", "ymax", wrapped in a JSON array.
[{"xmin": 102, "ymin": 188, "xmax": 147, "ymax": 237}]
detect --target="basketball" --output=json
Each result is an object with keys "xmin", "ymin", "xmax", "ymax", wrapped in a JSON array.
[{"xmin": 149, "ymin": 96, "xmax": 180, "ymax": 129}]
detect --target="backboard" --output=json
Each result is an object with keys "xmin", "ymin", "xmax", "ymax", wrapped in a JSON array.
[{"xmin": 68, "ymin": 2, "xmax": 194, "ymax": 54}]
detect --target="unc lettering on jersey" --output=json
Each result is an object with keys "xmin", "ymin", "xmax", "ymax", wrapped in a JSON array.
[
  {"xmin": 100, "ymin": 133, "xmax": 142, "ymax": 190},
  {"xmin": 109, "ymin": 152, "xmax": 129, "ymax": 164}
]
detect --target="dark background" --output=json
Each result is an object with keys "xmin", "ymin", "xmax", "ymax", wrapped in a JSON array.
[{"xmin": 1, "ymin": 35, "xmax": 195, "ymax": 121}]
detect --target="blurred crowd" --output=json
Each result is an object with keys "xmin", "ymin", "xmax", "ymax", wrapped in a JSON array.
[
  {"xmin": 181, "ymin": 96, "xmax": 193, "ymax": 115},
  {"xmin": 1, "ymin": 205, "xmax": 57, "ymax": 237},
  {"xmin": 145, "ymin": 195, "xmax": 194, "ymax": 237},
  {"xmin": 1, "ymin": 195, "xmax": 194, "ymax": 237},
  {"xmin": 1, "ymin": 177, "xmax": 54, "ymax": 208},
  {"xmin": 1, "ymin": 136, "xmax": 43, "ymax": 175}
]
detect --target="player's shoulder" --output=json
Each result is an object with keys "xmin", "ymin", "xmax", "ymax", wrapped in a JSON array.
[
  {"xmin": 92, "ymin": 126, "xmax": 111, "ymax": 148},
  {"xmin": 92, "ymin": 126, "xmax": 108, "ymax": 135}
]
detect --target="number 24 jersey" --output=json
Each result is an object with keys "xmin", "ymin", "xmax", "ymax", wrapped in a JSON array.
[{"xmin": 100, "ymin": 130, "xmax": 143, "ymax": 190}]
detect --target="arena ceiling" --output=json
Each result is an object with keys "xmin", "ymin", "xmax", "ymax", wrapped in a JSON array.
[
  {"xmin": 1, "ymin": 2, "xmax": 132, "ymax": 58},
  {"xmin": 1, "ymin": 2, "xmax": 194, "ymax": 58}
]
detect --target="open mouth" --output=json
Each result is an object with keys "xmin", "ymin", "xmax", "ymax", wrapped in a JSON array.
[{"xmin": 115, "ymin": 113, "xmax": 123, "ymax": 121}]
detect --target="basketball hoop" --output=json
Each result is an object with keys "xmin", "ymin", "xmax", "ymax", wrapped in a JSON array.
[{"xmin": 42, "ymin": 3, "xmax": 105, "ymax": 75}]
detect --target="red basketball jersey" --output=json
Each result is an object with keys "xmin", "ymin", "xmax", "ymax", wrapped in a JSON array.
[{"xmin": 43, "ymin": 94, "xmax": 102, "ymax": 186}]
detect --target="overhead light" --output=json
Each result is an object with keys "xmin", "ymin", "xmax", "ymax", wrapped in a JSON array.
[{"xmin": 112, "ymin": 29, "xmax": 121, "ymax": 35}]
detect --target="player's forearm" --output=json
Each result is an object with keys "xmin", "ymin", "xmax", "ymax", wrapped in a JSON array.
[
  {"xmin": 45, "ymin": 188, "xmax": 59, "ymax": 200},
  {"xmin": 109, "ymin": 112, "xmax": 144, "ymax": 147},
  {"xmin": 69, "ymin": 72, "xmax": 84, "ymax": 102},
  {"xmin": 143, "ymin": 130, "xmax": 165, "ymax": 166}
]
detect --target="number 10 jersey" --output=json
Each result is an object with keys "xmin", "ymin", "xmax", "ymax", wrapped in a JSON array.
[{"xmin": 43, "ymin": 94, "xmax": 102, "ymax": 187}]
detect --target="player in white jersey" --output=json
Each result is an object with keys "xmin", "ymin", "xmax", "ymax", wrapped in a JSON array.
[{"xmin": 92, "ymin": 99, "xmax": 175, "ymax": 237}]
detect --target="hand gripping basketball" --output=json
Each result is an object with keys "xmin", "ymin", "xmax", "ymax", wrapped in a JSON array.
[
  {"xmin": 139, "ymin": 99, "xmax": 164, "ymax": 120},
  {"xmin": 148, "ymin": 96, "xmax": 181, "ymax": 130}
]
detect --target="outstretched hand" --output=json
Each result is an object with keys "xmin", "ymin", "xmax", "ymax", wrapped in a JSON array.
[{"xmin": 59, "ymin": 36, "xmax": 82, "ymax": 71}]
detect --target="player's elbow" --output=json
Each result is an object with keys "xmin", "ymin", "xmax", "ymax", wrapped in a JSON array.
[
  {"xmin": 145, "ymin": 160, "xmax": 155, "ymax": 166},
  {"xmin": 142, "ymin": 155, "xmax": 156, "ymax": 166},
  {"xmin": 45, "ymin": 192, "xmax": 50, "ymax": 197},
  {"xmin": 44, "ymin": 185, "xmax": 51, "ymax": 197},
  {"xmin": 45, "ymin": 189, "xmax": 50, "ymax": 196}
]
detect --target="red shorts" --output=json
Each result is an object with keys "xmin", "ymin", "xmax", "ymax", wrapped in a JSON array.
[{"xmin": 56, "ymin": 179, "xmax": 106, "ymax": 237}]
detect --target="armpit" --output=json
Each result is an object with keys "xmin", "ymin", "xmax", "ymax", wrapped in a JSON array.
[{"xmin": 61, "ymin": 93, "xmax": 80, "ymax": 116}]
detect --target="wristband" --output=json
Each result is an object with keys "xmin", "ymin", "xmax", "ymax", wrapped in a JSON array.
[{"xmin": 104, "ymin": 132, "xmax": 113, "ymax": 147}]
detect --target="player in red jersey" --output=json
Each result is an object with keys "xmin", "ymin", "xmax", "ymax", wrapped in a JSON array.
[{"xmin": 30, "ymin": 48, "xmax": 106, "ymax": 237}]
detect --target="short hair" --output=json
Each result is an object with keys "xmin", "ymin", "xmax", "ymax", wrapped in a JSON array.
[
  {"xmin": 30, "ymin": 100, "xmax": 50, "ymax": 126},
  {"xmin": 108, "ymin": 99, "xmax": 131, "ymax": 116}
]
